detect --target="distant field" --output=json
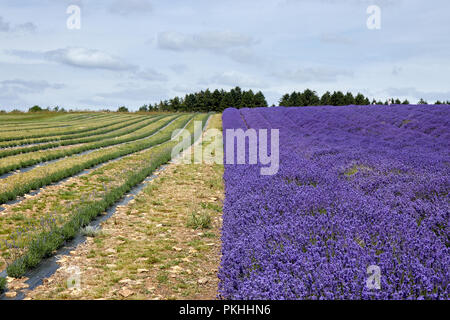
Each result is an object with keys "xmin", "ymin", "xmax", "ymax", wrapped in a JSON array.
[{"xmin": 0, "ymin": 112, "xmax": 210, "ymax": 282}]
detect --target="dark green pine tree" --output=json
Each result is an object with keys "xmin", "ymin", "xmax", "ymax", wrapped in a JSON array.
[
  {"xmin": 354, "ymin": 93, "xmax": 366, "ymax": 105},
  {"xmin": 344, "ymin": 92, "xmax": 355, "ymax": 105},
  {"xmin": 117, "ymin": 106, "xmax": 129, "ymax": 112},
  {"xmin": 139, "ymin": 105, "xmax": 148, "ymax": 112},
  {"xmin": 320, "ymin": 91, "xmax": 332, "ymax": 105},
  {"xmin": 302, "ymin": 89, "xmax": 320, "ymax": 106},
  {"xmin": 331, "ymin": 91, "xmax": 345, "ymax": 106},
  {"xmin": 211, "ymin": 89, "xmax": 223, "ymax": 112},
  {"xmin": 230, "ymin": 87, "xmax": 243, "ymax": 108},
  {"xmin": 288, "ymin": 92, "xmax": 298, "ymax": 106},
  {"xmin": 220, "ymin": 92, "xmax": 234, "ymax": 111},
  {"xmin": 202, "ymin": 89, "xmax": 213, "ymax": 112},
  {"xmin": 291, "ymin": 92, "xmax": 306, "ymax": 106},
  {"xmin": 170, "ymin": 96, "xmax": 182, "ymax": 112},
  {"xmin": 241, "ymin": 90, "xmax": 255, "ymax": 108},
  {"xmin": 162, "ymin": 100, "xmax": 170, "ymax": 111},
  {"xmin": 254, "ymin": 91, "xmax": 268, "ymax": 107},
  {"xmin": 183, "ymin": 94, "xmax": 196, "ymax": 112},
  {"xmin": 195, "ymin": 91, "xmax": 206, "ymax": 112},
  {"xmin": 29, "ymin": 105, "xmax": 43, "ymax": 112},
  {"xmin": 279, "ymin": 94, "xmax": 290, "ymax": 106}
]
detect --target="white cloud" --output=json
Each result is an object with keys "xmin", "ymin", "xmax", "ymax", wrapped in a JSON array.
[
  {"xmin": 45, "ymin": 47, "xmax": 135, "ymax": 71},
  {"xmin": 7, "ymin": 47, "xmax": 168, "ymax": 85},
  {"xmin": 320, "ymin": 33, "xmax": 354, "ymax": 45},
  {"xmin": 392, "ymin": 66, "xmax": 402, "ymax": 76},
  {"xmin": 0, "ymin": 16, "xmax": 10, "ymax": 32},
  {"xmin": 273, "ymin": 67, "xmax": 353, "ymax": 83},
  {"xmin": 157, "ymin": 31, "xmax": 255, "ymax": 51},
  {"xmin": 8, "ymin": 47, "xmax": 136, "ymax": 71},
  {"xmin": 172, "ymin": 84, "xmax": 203, "ymax": 93},
  {"xmin": 15, "ymin": 22, "xmax": 37, "ymax": 33},
  {"xmin": 0, "ymin": 16, "xmax": 36, "ymax": 33},
  {"xmin": 170, "ymin": 64, "xmax": 188, "ymax": 73},
  {"xmin": 384, "ymin": 87, "xmax": 450, "ymax": 101},
  {"xmin": 199, "ymin": 71, "xmax": 266, "ymax": 88},
  {"xmin": 82, "ymin": 86, "xmax": 169, "ymax": 109},
  {"xmin": 0, "ymin": 79, "xmax": 65, "ymax": 108},
  {"xmin": 157, "ymin": 31, "xmax": 259, "ymax": 64},
  {"xmin": 134, "ymin": 68, "xmax": 168, "ymax": 81},
  {"xmin": 0, "ymin": 79, "xmax": 64, "ymax": 92},
  {"xmin": 226, "ymin": 48, "xmax": 261, "ymax": 65},
  {"xmin": 109, "ymin": 0, "xmax": 153, "ymax": 16}
]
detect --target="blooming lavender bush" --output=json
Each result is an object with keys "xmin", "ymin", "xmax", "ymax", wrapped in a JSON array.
[{"xmin": 219, "ymin": 105, "xmax": 449, "ymax": 300}]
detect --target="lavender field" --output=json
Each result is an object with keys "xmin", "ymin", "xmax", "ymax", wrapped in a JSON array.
[{"xmin": 219, "ymin": 105, "xmax": 449, "ymax": 300}]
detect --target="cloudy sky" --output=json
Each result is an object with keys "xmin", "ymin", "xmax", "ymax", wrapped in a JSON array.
[{"xmin": 0, "ymin": 0, "xmax": 449, "ymax": 111}]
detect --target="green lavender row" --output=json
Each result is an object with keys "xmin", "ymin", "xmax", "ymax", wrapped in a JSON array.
[
  {"xmin": 0, "ymin": 115, "xmax": 194, "ymax": 205},
  {"xmin": 0, "ymin": 113, "xmax": 130, "ymax": 142},
  {"xmin": 0, "ymin": 113, "xmax": 117, "ymax": 132},
  {"xmin": 0, "ymin": 115, "xmax": 175, "ymax": 176},
  {"xmin": 0, "ymin": 113, "xmax": 106, "ymax": 126},
  {"xmin": 0, "ymin": 115, "xmax": 161, "ymax": 158},
  {"xmin": 0, "ymin": 114, "xmax": 140, "ymax": 147},
  {"xmin": 5, "ymin": 114, "xmax": 209, "ymax": 278},
  {"xmin": 0, "ymin": 114, "xmax": 141, "ymax": 148},
  {"xmin": 0, "ymin": 124, "xmax": 75, "ymax": 133}
]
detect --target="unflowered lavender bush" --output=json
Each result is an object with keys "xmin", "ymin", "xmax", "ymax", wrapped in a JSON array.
[{"xmin": 219, "ymin": 105, "xmax": 449, "ymax": 300}]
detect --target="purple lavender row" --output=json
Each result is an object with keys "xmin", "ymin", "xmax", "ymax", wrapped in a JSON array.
[{"xmin": 219, "ymin": 105, "xmax": 449, "ymax": 300}]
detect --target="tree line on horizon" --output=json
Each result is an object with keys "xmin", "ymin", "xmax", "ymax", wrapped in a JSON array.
[
  {"xmin": 135, "ymin": 88, "xmax": 448, "ymax": 112},
  {"xmin": 1, "ymin": 87, "xmax": 449, "ymax": 114},
  {"xmin": 137, "ymin": 87, "xmax": 268, "ymax": 113},
  {"xmin": 278, "ymin": 89, "xmax": 450, "ymax": 107}
]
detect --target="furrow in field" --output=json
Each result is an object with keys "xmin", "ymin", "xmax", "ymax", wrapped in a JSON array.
[
  {"xmin": 0, "ymin": 114, "xmax": 209, "ymax": 279},
  {"xmin": 0, "ymin": 114, "xmax": 150, "ymax": 151},
  {"xmin": 0, "ymin": 115, "xmax": 197, "ymax": 211},
  {"xmin": 0, "ymin": 124, "xmax": 73, "ymax": 133},
  {"xmin": 0, "ymin": 113, "xmax": 117, "ymax": 131},
  {"xmin": 0, "ymin": 115, "xmax": 176, "ymax": 178},
  {"xmin": 0, "ymin": 114, "xmax": 122, "ymax": 143},
  {"xmin": 0, "ymin": 113, "xmax": 129, "ymax": 142},
  {"xmin": 0, "ymin": 114, "xmax": 160, "ymax": 157},
  {"xmin": 0, "ymin": 113, "xmax": 115, "ymax": 128},
  {"xmin": 0, "ymin": 113, "xmax": 106, "ymax": 126},
  {"xmin": 0, "ymin": 114, "xmax": 135, "ymax": 146},
  {"xmin": 0, "ymin": 115, "xmax": 190, "ymax": 208},
  {"xmin": 0, "ymin": 114, "xmax": 194, "ymax": 205},
  {"xmin": 0, "ymin": 115, "xmax": 174, "ymax": 177},
  {"xmin": 0, "ymin": 114, "xmax": 138, "ymax": 148}
]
